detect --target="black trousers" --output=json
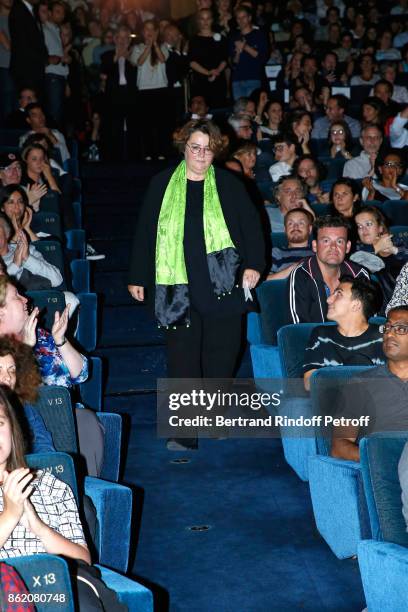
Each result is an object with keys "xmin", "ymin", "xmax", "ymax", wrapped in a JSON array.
[{"xmin": 166, "ymin": 309, "xmax": 244, "ymax": 379}]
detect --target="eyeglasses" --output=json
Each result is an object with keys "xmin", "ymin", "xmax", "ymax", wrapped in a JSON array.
[
  {"xmin": 0, "ymin": 164, "xmax": 21, "ymax": 172},
  {"xmin": 383, "ymin": 161, "xmax": 403, "ymax": 169},
  {"xmin": 281, "ymin": 188, "xmax": 303, "ymax": 197},
  {"xmin": 379, "ymin": 323, "xmax": 408, "ymax": 335},
  {"xmin": 273, "ymin": 144, "xmax": 287, "ymax": 152},
  {"xmin": 330, "ymin": 129, "xmax": 344, "ymax": 135},
  {"xmin": 186, "ymin": 143, "xmax": 213, "ymax": 157},
  {"xmin": 239, "ymin": 124, "xmax": 252, "ymax": 131}
]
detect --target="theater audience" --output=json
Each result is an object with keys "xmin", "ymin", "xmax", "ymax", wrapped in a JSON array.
[
  {"xmin": 267, "ymin": 176, "xmax": 314, "ymax": 233},
  {"xmin": 20, "ymin": 103, "xmax": 70, "ymax": 164},
  {"xmin": 362, "ymin": 149, "xmax": 408, "ymax": 201},
  {"xmin": 390, "ymin": 106, "xmax": 408, "ymax": 148},
  {"xmin": 293, "ymin": 155, "xmax": 330, "ymax": 204}
]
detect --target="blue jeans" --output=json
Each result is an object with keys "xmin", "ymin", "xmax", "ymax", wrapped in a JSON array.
[
  {"xmin": 232, "ymin": 79, "xmax": 261, "ymax": 100},
  {"xmin": 45, "ymin": 73, "xmax": 66, "ymax": 127},
  {"xmin": 0, "ymin": 67, "xmax": 16, "ymax": 126}
]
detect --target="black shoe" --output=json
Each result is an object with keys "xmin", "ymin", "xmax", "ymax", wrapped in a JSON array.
[{"xmin": 166, "ymin": 438, "xmax": 198, "ymax": 450}]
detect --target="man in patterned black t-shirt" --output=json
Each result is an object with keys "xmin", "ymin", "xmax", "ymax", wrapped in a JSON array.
[{"xmin": 303, "ymin": 276, "xmax": 385, "ymax": 391}]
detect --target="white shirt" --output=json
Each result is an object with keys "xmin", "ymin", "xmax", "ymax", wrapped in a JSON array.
[
  {"xmin": 269, "ymin": 161, "xmax": 292, "ymax": 183},
  {"xmin": 343, "ymin": 151, "xmax": 374, "ymax": 180},
  {"xmin": 130, "ymin": 44, "xmax": 168, "ymax": 90},
  {"xmin": 22, "ymin": 0, "xmax": 34, "ymax": 15},
  {"xmin": 390, "ymin": 113, "xmax": 408, "ymax": 149},
  {"xmin": 43, "ymin": 21, "xmax": 68, "ymax": 77}
]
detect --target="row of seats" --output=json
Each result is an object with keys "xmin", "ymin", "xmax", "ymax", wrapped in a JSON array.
[
  {"xmin": 0, "ymin": 135, "xmax": 153, "ymax": 611},
  {"xmin": 249, "ymin": 281, "xmax": 408, "ymax": 608}
]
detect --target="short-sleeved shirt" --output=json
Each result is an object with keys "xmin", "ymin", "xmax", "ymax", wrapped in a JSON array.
[
  {"xmin": 271, "ymin": 245, "xmax": 313, "ymax": 273},
  {"xmin": 0, "ymin": 470, "xmax": 86, "ymax": 559},
  {"xmin": 335, "ymin": 365, "xmax": 408, "ymax": 442},
  {"xmin": 130, "ymin": 44, "xmax": 169, "ymax": 90},
  {"xmin": 303, "ymin": 324, "xmax": 385, "ymax": 374}
]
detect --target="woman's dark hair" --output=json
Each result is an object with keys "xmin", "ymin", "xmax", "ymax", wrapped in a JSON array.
[
  {"xmin": 362, "ymin": 96, "xmax": 386, "ymax": 128},
  {"xmin": 328, "ymin": 118, "xmax": 353, "ymax": 152},
  {"xmin": 0, "ymin": 385, "xmax": 28, "ymax": 470},
  {"xmin": 330, "ymin": 177, "xmax": 362, "ymax": 204},
  {"xmin": 0, "ymin": 336, "xmax": 42, "ymax": 405},
  {"xmin": 174, "ymin": 119, "xmax": 226, "ymax": 157},
  {"xmin": 375, "ymin": 148, "xmax": 407, "ymax": 178},
  {"xmin": 143, "ymin": 19, "xmax": 160, "ymax": 66},
  {"xmin": 355, "ymin": 205, "xmax": 390, "ymax": 233},
  {"xmin": 283, "ymin": 110, "xmax": 312, "ymax": 136},
  {"xmin": 0, "ymin": 185, "xmax": 29, "ymax": 210}
]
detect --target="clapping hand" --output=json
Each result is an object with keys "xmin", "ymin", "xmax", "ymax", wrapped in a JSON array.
[
  {"xmin": 27, "ymin": 183, "xmax": 47, "ymax": 211},
  {"xmin": 13, "ymin": 230, "xmax": 29, "ymax": 268},
  {"xmin": 22, "ymin": 306, "xmax": 39, "ymax": 347},
  {"xmin": 52, "ymin": 305, "xmax": 70, "ymax": 345},
  {"xmin": 20, "ymin": 498, "xmax": 43, "ymax": 535},
  {"xmin": 2, "ymin": 468, "xmax": 34, "ymax": 523}
]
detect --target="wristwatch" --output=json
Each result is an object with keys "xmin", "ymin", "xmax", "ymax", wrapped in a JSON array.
[{"xmin": 55, "ymin": 337, "xmax": 67, "ymax": 347}]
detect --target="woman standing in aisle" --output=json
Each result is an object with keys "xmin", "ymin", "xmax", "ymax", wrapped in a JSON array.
[{"xmin": 128, "ymin": 119, "xmax": 266, "ymax": 449}]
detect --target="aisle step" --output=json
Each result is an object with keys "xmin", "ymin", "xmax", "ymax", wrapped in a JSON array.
[
  {"xmin": 95, "ymin": 345, "xmax": 166, "ymax": 393},
  {"xmin": 99, "ymin": 305, "xmax": 164, "ymax": 347},
  {"xmin": 93, "ymin": 270, "xmax": 134, "ymax": 305}
]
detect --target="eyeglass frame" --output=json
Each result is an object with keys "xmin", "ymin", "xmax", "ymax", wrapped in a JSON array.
[
  {"xmin": 379, "ymin": 323, "xmax": 408, "ymax": 335},
  {"xmin": 185, "ymin": 143, "xmax": 214, "ymax": 157}
]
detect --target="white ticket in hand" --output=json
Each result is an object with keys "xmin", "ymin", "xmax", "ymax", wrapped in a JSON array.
[{"xmin": 243, "ymin": 282, "xmax": 253, "ymax": 302}]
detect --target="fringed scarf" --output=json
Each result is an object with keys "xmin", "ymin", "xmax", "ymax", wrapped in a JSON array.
[{"xmin": 155, "ymin": 160, "xmax": 240, "ymax": 327}]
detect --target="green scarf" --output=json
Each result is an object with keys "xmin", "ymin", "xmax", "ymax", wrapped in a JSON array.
[{"xmin": 155, "ymin": 160, "xmax": 240, "ymax": 327}]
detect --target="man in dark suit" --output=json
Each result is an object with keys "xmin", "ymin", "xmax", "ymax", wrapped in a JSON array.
[
  {"xmin": 8, "ymin": 0, "xmax": 48, "ymax": 94},
  {"xmin": 100, "ymin": 25, "xmax": 138, "ymax": 160}
]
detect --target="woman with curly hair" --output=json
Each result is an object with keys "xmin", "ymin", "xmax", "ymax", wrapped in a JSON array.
[
  {"xmin": 128, "ymin": 119, "xmax": 265, "ymax": 449},
  {"xmin": 0, "ymin": 335, "xmax": 54, "ymax": 453}
]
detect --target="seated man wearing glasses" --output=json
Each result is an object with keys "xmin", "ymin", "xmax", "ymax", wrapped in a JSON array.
[
  {"xmin": 303, "ymin": 276, "xmax": 384, "ymax": 391},
  {"xmin": 331, "ymin": 305, "xmax": 408, "ymax": 461},
  {"xmin": 268, "ymin": 133, "xmax": 299, "ymax": 183}
]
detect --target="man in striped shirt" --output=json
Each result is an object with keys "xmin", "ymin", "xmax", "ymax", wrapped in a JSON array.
[{"xmin": 268, "ymin": 208, "xmax": 314, "ymax": 280}]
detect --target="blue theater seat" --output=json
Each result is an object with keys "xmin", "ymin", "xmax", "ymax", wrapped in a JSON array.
[
  {"xmin": 6, "ymin": 453, "xmax": 152, "ymax": 611},
  {"xmin": 275, "ymin": 323, "xmax": 335, "ymax": 481},
  {"xmin": 383, "ymin": 200, "xmax": 408, "ymax": 226},
  {"xmin": 76, "ymin": 292, "xmax": 98, "ymax": 352},
  {"xmin": 70, "ymin": 259, "xmax": 90, "ymax": 293},
  {"xmin": 27, "ymin": 289, "xmax": 66, "ymax": 330},
  {"xmin": 65, "ymin": 228, "xmax": 86, "ymax": 260},
  {"xmin": 40, "ymin": 190, "xmax": 61, "ymax": 215},
  {"xmin": 34, "ymin": 388, "xmax": 124, "ymax": 567},
  {"xmin": 33, "ymin": 240, "xmax": 67, "ymax": 290},
  {"xmin": 34, "ymin": 385, "xmax": 120, "ymax": 483},
  {"xmin": 249, "ymin": 280, "xmax": 287, "ymax": 379},
  {"xmin": 358, "ymin": 433, "xmax": 408, "ymax": 611},
  {"xmin": 307, "ymin": 366, "xmax": 374, "ymax": 559},
  {"xmin": 31, "ymin": 211, "xmax": 62, "ymax": 240}
]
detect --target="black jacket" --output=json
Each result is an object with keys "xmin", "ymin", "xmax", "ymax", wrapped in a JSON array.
[
  {"xmin": 9, "ymin": 0, "xmax": 48, "ymax": 89},
  {"xmin": 100, "ymin": 50, "xmax": 137, "ymax": 103},
  {"xmin": 286, "ymin": 255, "xmax": 370, "ymax": 324},
  {"xmin": 128, "ymin": 165, "xmax": 266, "ymax": 310}
]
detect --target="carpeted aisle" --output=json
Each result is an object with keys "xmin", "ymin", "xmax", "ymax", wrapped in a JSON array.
[{"xmin": 82, "ymin": 162, "xmax": 366, "ymax": 612}]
